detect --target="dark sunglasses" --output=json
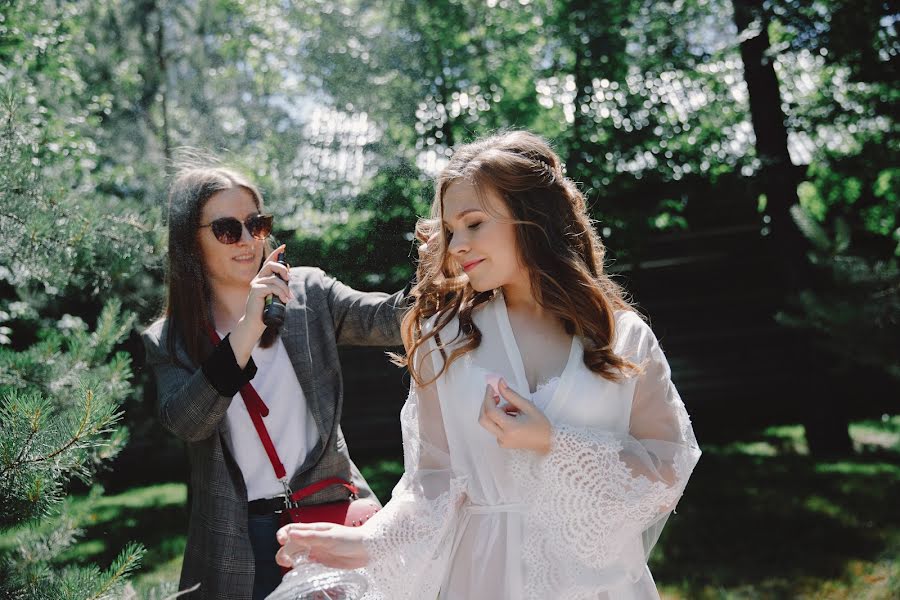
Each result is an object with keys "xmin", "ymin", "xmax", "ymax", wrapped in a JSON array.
[{"xmin": 199, "ymin": 214, "xmax": 274, "ymax": 244}]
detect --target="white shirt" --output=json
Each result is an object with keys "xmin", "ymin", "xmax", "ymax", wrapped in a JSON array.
[{"xmin": 222, "ymin": 334, "xmax": 319, "ymax": 501}]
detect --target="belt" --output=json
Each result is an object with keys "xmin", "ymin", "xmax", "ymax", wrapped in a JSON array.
[
  {"xmin": 437, "ymin": 500, "xmax": 527, "ymax": 598},
  {"xmin": 464, "ymin": 502, "xmax": 527, "ymax": 515},
  {"xmin": 247, "ymin": 495, "xmax": 289, "ymax": 516}
]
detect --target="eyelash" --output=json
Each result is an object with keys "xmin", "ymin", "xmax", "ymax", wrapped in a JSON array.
[{"xmin": 445, "ymin": 221, "xmax": 482, "ymax": 240}]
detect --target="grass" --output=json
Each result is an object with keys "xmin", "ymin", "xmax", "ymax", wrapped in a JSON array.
[
  {"xmin": 70, "ymin": 483, "xmax": 189, "ymax": 597},
  {"xmin": 2, "ymin": 418, "xmax": 897, "ymax": 599},
  {"xmin": 0, "ymin": 483, "xmax": 188, "ymax": 598},
  {"xmin": 652, "ymin": 416, "xmax": 900, "ymax": 599}
]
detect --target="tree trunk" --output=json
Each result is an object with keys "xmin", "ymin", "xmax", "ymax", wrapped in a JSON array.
[
  {"xmin": 732, "ymin": 0, "xmax": 852, "ymax": 455},
  {"xmin": 155, "ymin": 9, "xmax": 171, "ymax": 162}
]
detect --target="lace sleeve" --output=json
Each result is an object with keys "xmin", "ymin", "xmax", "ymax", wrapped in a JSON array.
[
  {"xmin": 359, "ymin": 341, "xmax": 467, "ymax": 600},
  {"xmin": 513, "ymin": 321, "xmax": 701, "ymax": 587}
]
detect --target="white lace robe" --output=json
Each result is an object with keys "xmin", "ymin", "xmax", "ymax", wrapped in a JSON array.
[{"xmin": 358, "ymin": 293, "xmax": 701, "ymax": 600}]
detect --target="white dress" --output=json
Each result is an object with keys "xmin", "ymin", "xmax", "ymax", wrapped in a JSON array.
[{"xmin": 358, "ymin": 292, "xmax": 701, "ymax": 600}]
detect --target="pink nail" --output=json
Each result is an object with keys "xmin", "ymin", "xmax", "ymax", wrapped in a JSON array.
[{"xmin": 485, "ymin": 373, "xmax": 501, "ymax": 396}]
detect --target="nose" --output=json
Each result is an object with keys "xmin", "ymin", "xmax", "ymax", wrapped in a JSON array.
[
  {"xmin": 447, "ymin": 231, "xmax": 468, "ymax": 256},
  {"xmin": 237, "ymin": 221, "xmax": 255, "ymax": 245}
]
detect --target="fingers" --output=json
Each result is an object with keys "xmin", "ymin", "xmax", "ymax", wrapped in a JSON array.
[
  {"xmin": 481, "ymin": 384, "xmax": 503, "ymax": 421},
  {"xmin": 275, "ymin": 533, "xmax": 314, "ymax": 568},
  {"xmin": 261, "ymin": 259, "xmax": 290, "ymax": 281},
  {"xmin": 265, "ymin": 244, "xmax": 286, "ymax": 265},
  {"xmin": 251, "ymin": 275, "xmax": 292, "ymax": 303},
  {"xmin": 276, "ymin": 524, "xmax": 368, "ymax": 570},
  {"xmin": 256, "ymin": 245, "xmax": 292, "ymax": 300},
  {"xmin": 274, "ymin": 525, "xmax": 337, "ymax": 567},
  {"xmin": 478, "ymin": 385, "xmax": 508, "ymax": 439},
  {"xmin": 479, "ymin": 412, "xmax": 504, "ymax": 440},
  {"xmin": 276, "ymin": 522, "xmax": 331, "ymax": 544},
  {"xmin": 485, "ymin": 373, "xmax": 501, "ymax": 398},
  {"xmin": 498, "ymin": 379, "xmax": 534, "ymax": 414},
  {"xmin": 276, "ymin": 523, "xmax": 292, "ymax": 544},
  {"xmin": 258, "ymin": 245, "xmax": 290, "ymax": 280},
  {"xmin": 276, "ymin": 544, "xmax": 297, "ymax": 567}
]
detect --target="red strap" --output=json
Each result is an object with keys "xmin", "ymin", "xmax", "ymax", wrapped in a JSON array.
[
  {"xmin": 289, "ymin": 477, "xmax": 358, "ymax": 503},
  {"xmin": 206, "ymin": 326, "xmax": 287, "ymax": 480}
]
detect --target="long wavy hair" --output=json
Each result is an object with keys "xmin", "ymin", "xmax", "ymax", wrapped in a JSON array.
[
  {"xmin": 399, "ymin": 131, "xmax": 640, "ymax": 386},
  {"xmin": 163, "ymin": 157, "xmax": 275, "ymax": 367}
]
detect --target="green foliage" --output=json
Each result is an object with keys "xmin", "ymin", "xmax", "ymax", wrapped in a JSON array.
[
  {"xmin": 0, "ymin": 483, "xmax": 188, "ymax": 599},
  {"xmin": 752, "ymin": 0, "xmax": 900, "ymax": 384},
  {"xmin": 0, "ymin": 93, "xmax": 147, "ymax": 295},
  {"xmin": 0, "ymin": 301, "xmax": 142, "ymax": 598},
  {"xmin": 0, "ymin": 3, "xmax": 153, "ymax": 594},
  {"xmin": 292, "ymin": 160, "xmax": 433, "ymax": 290},
  {"xmin": 3, "ymin": 513, "xmax": 145, "ymax": 600},
  {"xmin": 779, "ymin": 205, "xmax": 900, "ymax": 379},
  {"xmin": 0, "ymin": 301, "xmax": 135, "ymax": 525}
]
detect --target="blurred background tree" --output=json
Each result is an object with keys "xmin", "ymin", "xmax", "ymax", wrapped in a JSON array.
[{"xmin": 1, "ymin": 0, "xmax": 897, "ymax": 596}]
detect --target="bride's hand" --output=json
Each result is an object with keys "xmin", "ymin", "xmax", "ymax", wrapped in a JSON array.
[
  {"xmin": 478, "ymin": 378, "xmax": 553, "ymax": 454},
  {"xmin": 275, "ymin": 522, "xmax": 369, "ymax": 570}
]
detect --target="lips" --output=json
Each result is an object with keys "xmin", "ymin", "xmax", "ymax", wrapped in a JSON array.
[
  {"xmin": 462, "ymin": 259, "xmax": 484, "ymax": 272},
  {"xmin": 233, "ymin": 253, "xmax": 255, "ymax": 262}
]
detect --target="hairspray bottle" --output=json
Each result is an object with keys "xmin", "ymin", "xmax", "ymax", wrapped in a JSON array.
[{"xmin": 263, "ymin": 251, "xmax": 287, "ymax": 328}]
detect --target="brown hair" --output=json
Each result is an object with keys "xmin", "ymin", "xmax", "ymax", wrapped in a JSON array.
[
  {"xmin": 163, "ymin": 157, "xmax": 275, "ymax": 367},
  {"xmin": 399, "ymin": 131, "xmax": 640, "ymax": 385}
]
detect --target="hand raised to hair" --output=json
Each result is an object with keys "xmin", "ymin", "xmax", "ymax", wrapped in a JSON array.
[
  {"xmin": 242, "ymin": 244, "xmax": 293, "ymax": 330},
  {"xmin": 228, "ymin": 245, "xmax": 294, "ymax": 367}
]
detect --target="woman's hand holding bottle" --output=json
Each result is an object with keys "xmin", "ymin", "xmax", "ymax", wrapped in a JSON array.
[{"xmin": 230, "ymin": 245, "xmax": 293, "ymax": 367}]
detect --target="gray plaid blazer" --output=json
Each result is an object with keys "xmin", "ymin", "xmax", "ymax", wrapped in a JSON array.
[{"xmin": 142, "ymin": 267, "xmax": 407, "ymax": 599}]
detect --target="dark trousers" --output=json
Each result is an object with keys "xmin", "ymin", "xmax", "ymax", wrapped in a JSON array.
[{"xmin": 248, "ymin": 512, "xmax": 284, "ymax": 600}]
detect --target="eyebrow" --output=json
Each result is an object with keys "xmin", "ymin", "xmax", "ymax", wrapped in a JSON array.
[
  {"xmin": 209, "ymin": 210, "xmax": 259, "ymax": 221},
  {"xmin": 442, "ymin": 208, "xmax": 485, "ymax": 225}
]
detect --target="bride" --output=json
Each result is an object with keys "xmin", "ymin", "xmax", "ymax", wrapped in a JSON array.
[{"xmin": 274, "ymin": 130, "xmax": 701, "ymax": 600}]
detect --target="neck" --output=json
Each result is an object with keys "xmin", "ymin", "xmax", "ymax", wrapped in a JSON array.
[
  {"xmin": 501, "ymin": 277, "xmax": 544, "ymax": 316},
  {"xmin": 209, "ymin": 281, "xmax": 250, "ymax": 333}
]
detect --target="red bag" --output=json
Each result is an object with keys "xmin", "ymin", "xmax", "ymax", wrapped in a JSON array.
[{"xmin": 280, "ymin": 476, "xmax": 380, "ymax": 528}]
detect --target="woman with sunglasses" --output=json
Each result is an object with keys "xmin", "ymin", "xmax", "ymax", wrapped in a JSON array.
[{"xmin": 142, "ymin": 163, "xmax": 410, "ymax": 600}]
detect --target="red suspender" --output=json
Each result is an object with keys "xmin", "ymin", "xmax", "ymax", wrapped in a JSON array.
[{"xmin": 205, "ymin": 327, "xmax": 287, "ymax": 480}]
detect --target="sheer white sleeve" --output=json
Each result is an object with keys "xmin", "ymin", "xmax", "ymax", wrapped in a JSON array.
[
  {"xmin": 359, "ymin": 337, "xmax": 467, "ymax": 600},
  {"xmin": 512, "ymin": 315, "xmax": 701, "ymax": 592}
]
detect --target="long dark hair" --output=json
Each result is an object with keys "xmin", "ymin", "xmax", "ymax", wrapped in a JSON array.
[
  {"xmin": 163, "ymin": 160, "xmax": 276, "ymax": 367},
  {"xmin": 400, "ymin": 130, "xmax": 640, "ymax": 385}
]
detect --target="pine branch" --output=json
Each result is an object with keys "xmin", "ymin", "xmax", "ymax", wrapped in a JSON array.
[
  {"xmin": 0, "ymin": 210, "xmax": 70, "ymax": 249},
  {"xmin": 8, "ymin": 427, "xmax": 39, "ymax": 479},
  {"xmin": 0, "ymin": 393, "xmax": 51, "ymax": 479},
  {"xmin": 22, "ymin": 390, "xmax": 92, "ymax": 467},
  {"xmin": 87, "ymin": 542, "xmax": 145, "ymax": 600}
]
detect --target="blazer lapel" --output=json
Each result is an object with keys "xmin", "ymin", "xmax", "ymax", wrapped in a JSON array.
[{"xmin": 279, "ymin": 283, "xmax": 330, "ymax": 461}]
